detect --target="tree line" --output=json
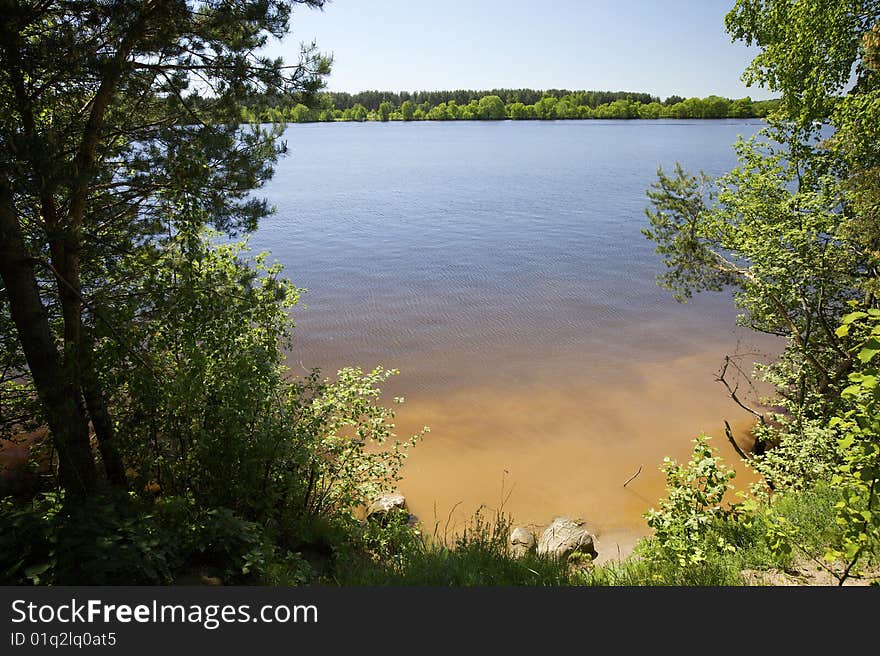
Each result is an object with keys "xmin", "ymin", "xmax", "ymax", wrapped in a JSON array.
[
  {"xmin": 327, "ymin": 88, "xmax": 660, "ymax": 110},
  {"xmin": 241, "ymin": 91, "xmax": 780, "ymax": 123}
]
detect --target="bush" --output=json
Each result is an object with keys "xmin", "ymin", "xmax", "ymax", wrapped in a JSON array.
[
  {"xmin": 0, "ymin": 493, "xmax": 180, "ymax": 585},
  {"xmin": 0, "ymin": 492, "xmax": 315, "ymax": 585},
  {"xmin": 642, "ymin": 436, "xmax": 738, "ymax": 570},
  {"xmin": 103, "ymin": 229, "xmax": 424, "ymax": 530}
]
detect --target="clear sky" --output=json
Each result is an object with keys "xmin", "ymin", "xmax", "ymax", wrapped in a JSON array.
[{"xmin": 264, "ymin": 0, "xmax": 773, "ymax": 100}]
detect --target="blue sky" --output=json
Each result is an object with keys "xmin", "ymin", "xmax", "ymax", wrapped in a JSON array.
[{"xmin": 266, "ymin": 0, "xmax": 774, "ymax": 100}]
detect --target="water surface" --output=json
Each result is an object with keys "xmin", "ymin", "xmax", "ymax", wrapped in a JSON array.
[{"xmin": 254, "ymin": 120, "xmax": 777, "ymax": 547}]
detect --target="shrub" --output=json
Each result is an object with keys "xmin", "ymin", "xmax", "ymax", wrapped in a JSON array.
[
  {"xmin": 642, "ymin": 436, "xmax": 738, "ymax": 570},
  {"xmin": 104, "ymin": 229, "xmax": 424, "ymax": 531}
]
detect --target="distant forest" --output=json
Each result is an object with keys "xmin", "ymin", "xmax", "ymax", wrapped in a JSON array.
[{"xmin": 241, "ymin": 89, "xmax": 781, "ymax": 123}]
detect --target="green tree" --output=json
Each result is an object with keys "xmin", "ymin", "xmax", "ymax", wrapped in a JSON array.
[
  {"xmin": 351, "ymin": 103, "xmax": 368, "ymax": 121},
  {"xmin": 702, "ymin": 95, "xmax": 732, "ymax": 118},
  {"xmin": 377, "ymin": 101, "xmax": 393, "ymax": 122},
  {"xmin": 645, "ymin": 0, "xmax": 880, "ymax": 480},
  {"xmin": 0, "ymin": 1, "xmax": 330, "ymax": 499},
  {"xmin": 400, "ymin": 100, "xmax": 415, "ymax": 121},
  {"xmin": 426, "ymin": 102, "xmax": 451, "ymax": 120},
  {"xmin": 644, "ymin": 436, "xmax": 737, "ymax": 569},
  {"xmin": 680, "ymin": 97, "xmax": 706, "ymax": 118},
  {"xmin": 109, "ymin": 220, "xmax": 424, "ymax": 517},
  {"xmin": 639, "ymin": 102, "xmax": 663, "ymax": 119},
  {"xmin": 662, "ymin": 101, "xmax": 686, "ymax": 118},
  {"xmin": 725, "ymin": 0, "xmax": 871, "ymax": 127},
  {"xmin": 606, "ymin": 99, "xmax": 640, "ymax": 118},
  {"xmin": 729, "ymin": 96, "xmax": 755, "ymax": 118},
  {"xmin": 290, "ymin": 103, "xmax": 314, "ymax": 123},
  {"xmin": 534, "ymin": 95, "xmax": 558, "ymax": 119},
  {"xmin": 554, "ymin": 98, "xmax": 579, "ymax": 119},
  {"xmin": 506, "ymin": 102, "xmax": 531, "ymax": 120},
  {"xmin": 644, "ymin": 151, "xmax": 859, "ymax": 407},
  {"xmin": 265, "ymin": 106, "xmax": 285, "ymax": 123},
  {"xmin": 477, "ymin": 95, "xmax": 506, "ymax": 120}
]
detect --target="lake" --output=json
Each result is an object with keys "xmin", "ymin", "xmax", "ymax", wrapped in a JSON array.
[{"xmin": 252, "ymin": 119, "xmax": 778, "ymax": 551}]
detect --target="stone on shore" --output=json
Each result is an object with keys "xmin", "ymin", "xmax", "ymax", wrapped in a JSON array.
[
  {"xmin": 537, "ymin": 517, "xmax": 597, "ymax": 560},
  {"xmin": 366, "ymin": 493, "xmax": 408, "ymax": 522},
  {"xmin": 509, "ymin": 527, "xmax": 536, "ymax": 558}
]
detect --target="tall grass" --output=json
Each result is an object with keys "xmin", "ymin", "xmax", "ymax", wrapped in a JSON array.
[
  {"xmin": 327, "ymin": 482, "xmax": 875, "ymax": 586},
  {"xmin": 334, "ymin": 506, "xmax": 577, "ymax": 586}
]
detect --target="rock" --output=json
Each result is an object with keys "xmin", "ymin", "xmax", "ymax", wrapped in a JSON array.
[
  {"xmin": 366, "ymin": 493, "xmax": 407, "ymax": 522},
  {"xmin": 537, "ymin": 517, "xmax": 597, "ymax": 560},
  {"xmin": 509, "ymin": 527, "xmax": 536, "ymax": 558}
]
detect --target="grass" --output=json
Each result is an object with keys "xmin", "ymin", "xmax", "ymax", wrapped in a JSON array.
[
  {"xmin": 332, "ymin": 507, "xmax": 576, "ymax": 586},
  {"xmin": 321, "ymin": 482, "xmax": 877, "ymax": 586}
]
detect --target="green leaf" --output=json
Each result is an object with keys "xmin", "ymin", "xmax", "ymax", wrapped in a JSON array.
[
  {"xmin": 842, "ymin": 384, "xmax": 862, "ymax": 397},
  {"xmin": 859, "ymin": 343, "xmax": 880, "ymax": 364},
  {"xmin": 24, "ymin": 562, "xmax": 50, "ymax": 583}
]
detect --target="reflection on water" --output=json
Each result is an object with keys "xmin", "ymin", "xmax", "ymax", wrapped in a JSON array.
[{"xmin": 253, "ymin": 119, "xmax": 775, "ymax": 539}]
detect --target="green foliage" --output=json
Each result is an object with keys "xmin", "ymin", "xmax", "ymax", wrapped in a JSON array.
[
  {"xmin": 736, "ymin": 483, "xmax": 844, "ymax": 572},
  {"xmin": 824, "ymin": 308, "xmax": 880, "ymax": 579},
  {"xmin": 726, "ymin": 0, "xmax": 872, "ymax": 126},
  {"xmin": 588, "ymin": 556, "xmax": 744, "ymax": 586},
  {"xmin": 643, "ymin": 437, "xmax": 738, "ymax": 569},
  {"xmin": 0, "ymin": 0, "xmax": 333, "ymax": 499},
  {"xmin": 642, "ymin": 164, "xmax": 737, "ymax": 300},
  {"xmin": 100, "ymin": 225, "xmax": 296, "ymax": 505},
  {"xmin": 0, "ymin": 493, "xmax": 64, "ymax": 584},
  {"xmin": 248, "ymin": 90, "xmax": 775, "ymax": 124},
  {"xmin": 749, "ymin": 414, "xmax": 843, "ymax": 489},
  {"xmin": 1, "ymin": 204, "xmax": 427, "ymax": 584},
  {"xmin": 295, "ymin": 367, "xmax": 426, "ymax": 516},
  {"xmin": 103, "ymin": 224, "xmax": 425, "ymax": 526},
  {"xmin": 644, "ymin": 1, "xmax": 876, "ymax": 415},
  {"xmin": 476, "ymin": 95, "xmax": 506, "ymax": 120},
  {"xmin": 644, "ymin": 137, "xmax": 859, "ymax": 404},
  {"xmin": 724, "ymin": 1, "xmax": 880, "ymax": 296},
  {"xmin": 639, "ymin": 1, "xmax": 880, "ymax": 587},
  {"xmin": 0, "ymin": 300, "xmax": 41, "ymax": 440},
  {"xmin": 0, "ymin": 492, "xmax": 317, "ymax": 585},
  {"xmin": 614, "ymin": 476, "xmax": 851, "ymax": 585}
]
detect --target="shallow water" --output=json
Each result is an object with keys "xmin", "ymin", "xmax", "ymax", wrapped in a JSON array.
[{"xmin": 253, "ymin": 119, "xmax": 777, "ymax": 542}]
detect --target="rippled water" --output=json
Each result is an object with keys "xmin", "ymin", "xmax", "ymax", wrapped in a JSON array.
[{"xmin": 254, "ymin": 120, "xmax": 778, "ymax": 544}]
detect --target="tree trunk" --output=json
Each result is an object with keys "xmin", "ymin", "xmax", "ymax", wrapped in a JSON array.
[
  {"xmin": 80, "ymin": 335, "xmax": 127, "ymax": 486},
  {"xmin": 0, "ymin": 181, "xmax": 96, "ymax": 498}
]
